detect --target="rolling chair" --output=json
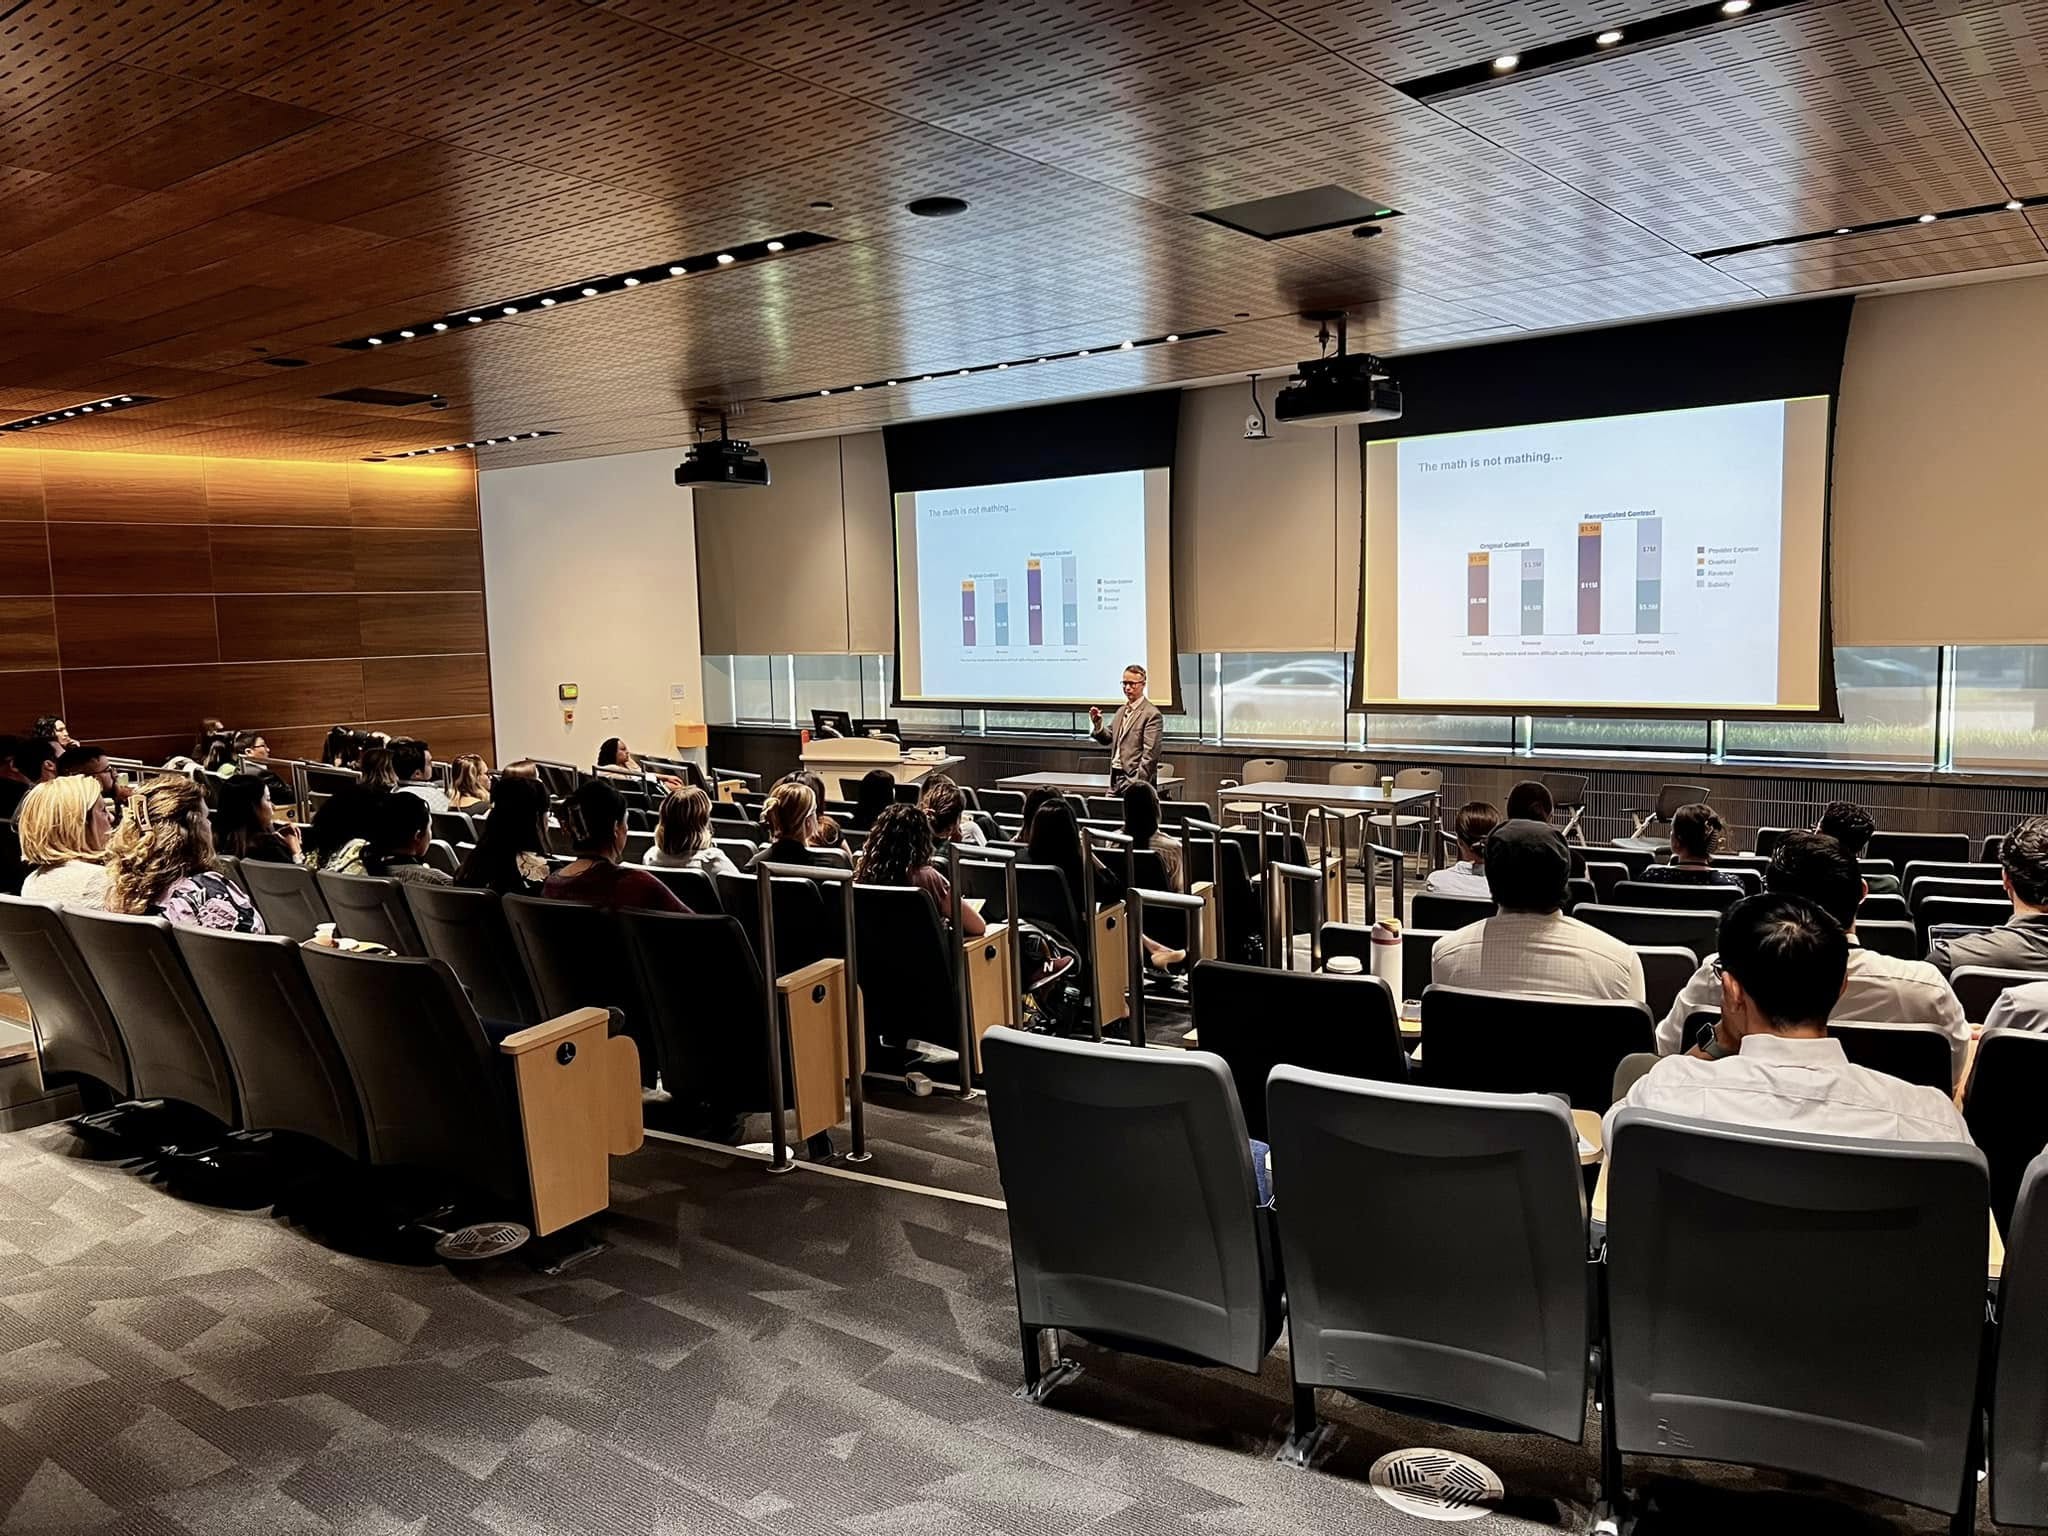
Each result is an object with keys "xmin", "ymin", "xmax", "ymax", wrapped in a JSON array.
[
  {"xmin": 1614, "ymin": 784, "xmax": 1710, "ymax": 853},
  {"xmin": 1541, "ymin": 772, "xmax": 1590, "ymax": 844}
]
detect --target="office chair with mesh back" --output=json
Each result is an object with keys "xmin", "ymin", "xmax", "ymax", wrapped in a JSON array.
[
  {"xmin": 1616, "ymin": 784, "xmax": 1710, "ymax": 852},
  {"xmin": 1542, "ymin": 773, "xmax": 1590, "ymax": 844}
]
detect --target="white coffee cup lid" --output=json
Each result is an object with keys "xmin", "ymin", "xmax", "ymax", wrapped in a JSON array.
[{"xmin": 1325, "ymin": 955, "xmax": 1363, "ymax": 974}]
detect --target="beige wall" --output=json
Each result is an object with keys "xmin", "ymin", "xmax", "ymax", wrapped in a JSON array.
[{"xmin": 1832, "ymin": 273, "xmax": 2048, "ymax": 646}]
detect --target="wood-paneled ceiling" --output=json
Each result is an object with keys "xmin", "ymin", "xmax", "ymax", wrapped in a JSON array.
[{"xmin": 3, "ymin": 0, "xmax": 2045, "ymax": 465}]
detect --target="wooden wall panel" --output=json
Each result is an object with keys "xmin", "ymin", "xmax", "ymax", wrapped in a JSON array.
[
  {"xmin": 208, "ymin": 526, "xmax": 349, "ymax": 593},
  {"xmin": 204, "ymin": 459, "xmax": 352, "ymax": 525},
  {"xmin": 55, "ymin": 596, "xmax": 220, "ymax": 668},
  {"xmin": 0, "ymin": 523, "xmax": 50, "ymax": 593},
  {"xmin": 41, "ymin": 452, "xmax": 208, "ymax": 524},
  {"xmin": 363, "ymin": 653, "xmax": 489, "ymax": 718},
  {"xmin": 0, "ymin": 598, "xmax": 57, "ymax": 669},
  {"xmin": 358, "ymin": 592, "xmax": 486, "ymax": 655},
  {"xmin": 50, "ymin": 522, "xmax": 212, "ymax": 594},
  {"xmin": 0, "ymin": 450, "xmax": 490, "ymax": 759},
  {"xmin": 215, "ymin": 594, "xmax": 362, "ymax": 660}
]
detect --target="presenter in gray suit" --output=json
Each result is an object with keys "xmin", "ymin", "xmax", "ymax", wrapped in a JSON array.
[{"xmin": 1089, "ymin": 663, "xmax": 1163, "ymax": 791}]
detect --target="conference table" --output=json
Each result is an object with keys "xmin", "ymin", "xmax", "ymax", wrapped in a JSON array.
[{"xmin": 995, "ymin": 770, "xmax": 1188, "ymax": 800}]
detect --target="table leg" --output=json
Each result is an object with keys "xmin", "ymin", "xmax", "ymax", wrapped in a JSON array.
[{"xmin": 1428, "ymin": 792, "xmax": 1444, "ymax": 871}]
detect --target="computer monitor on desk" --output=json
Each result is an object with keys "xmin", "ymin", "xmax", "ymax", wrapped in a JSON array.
[
  {"xmin": 810, "ymin": 709, "xmax": 854, "ymax": 739},
  {"xmin": 853, "ymin": 717, "xmax": 902, "ymax": 744}
]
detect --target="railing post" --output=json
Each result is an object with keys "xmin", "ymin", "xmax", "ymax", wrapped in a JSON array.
[
  {"xmin": 753, "ymin": 869, "xmax": 794, "ymax": 1174},
  {"xmin": 942, "ymin": 842, "xmax": 980, "ymax": 1099}
]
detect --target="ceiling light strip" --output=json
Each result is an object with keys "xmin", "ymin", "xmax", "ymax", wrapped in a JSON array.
[
  {"xmin": 762, "ymin": 328, "xmax": 1226, "ymax": 405},
  {"xmin": 335, "ymin": 232, "xmax": 834, "ymax": 351},
  {"xmin": 1394, "ymin": 0, "xmax": 1802, "ymax": 100},
  {"xmin": 363, "ymin": 430, "xmax": 558, "ymax": 462},
  {"xmin": 1, "ymin": 394, "xmax": 161, "ymax": 433},
  {"xmin": 1696, "ymin": 195, "xmax": 2047, "ymax": 261}
]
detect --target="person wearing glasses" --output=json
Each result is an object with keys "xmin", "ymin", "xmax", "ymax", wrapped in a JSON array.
[{"xmin": 1088, "ymin": 663, "xmax": 1161, "ymax": 791}]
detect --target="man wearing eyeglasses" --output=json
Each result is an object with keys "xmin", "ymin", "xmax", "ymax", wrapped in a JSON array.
[{"xmin": 1088, "ymin": 664, "xmax": 1161, "ymax": 792}]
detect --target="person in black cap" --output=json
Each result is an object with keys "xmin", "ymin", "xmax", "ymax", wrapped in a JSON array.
[{"xmin": 1429, "ymin": 818, "xmax": 1645, "ymax": 1001}]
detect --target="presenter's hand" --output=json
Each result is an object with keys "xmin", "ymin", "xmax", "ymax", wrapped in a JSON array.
[{"xmin": 1089, "ymin": 706, "xmax": 1103, "ymax": 726}]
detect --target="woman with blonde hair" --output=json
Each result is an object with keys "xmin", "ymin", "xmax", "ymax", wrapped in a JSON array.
[
  {"xmin": 446, "ymin": 753, "xmax": 491, "ymax": 811},
  {"xmin": 749, "ymin": 780, "xmax": 836, "ymax": 870},
  {"xmin": 648, "ymin": 786, "xmax": 738, "ymax": 876},
  {"xmin": 16, "ymin": 776, "xmax": 111, "ymax": 906},
  {"xmin": 105, "ymin": 776, "xmax": 264, "ymax": 932}
]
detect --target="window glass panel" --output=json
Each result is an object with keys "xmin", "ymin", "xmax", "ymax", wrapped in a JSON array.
[
  {"xmin": 769, "ymin": 657, "xmax": 792, "ymax": 725},
  {"xmin": 1953, "ymin": 646, "xmax": 2048, "ymax": 768},
  {"xmin": 1365, "ymin": 713, "xmax": 1515, "ymax": 750},
  {"xmin": 1218, "ymin": 653, "xmax": 1346, "ymax": 742},
  {"xmin": 1724, "ymin": 647, "xmax": 1938, "ymax": 764},
  {"xmin": 874, "ymin": 654, "xmax": 965, "ymax": 733},
  {"xmin": 988, "ymin": 708, "xmax": 1083, "ymax": 733},
  {"xmin": 1530, "ymin": 716, "xmax": 1710, "ymax": 754},
  {"xmin": 1164, "ymin": 652, "xmax": 1206, "ymax": 739},
  {"xmin": 702, "ymin": 655, "xmax": 737, "ymax": 725},
  {"xmin": 790, "ymin": 655, "xmax": 863, "ymax": 724},
  {"xmin": 726, "ymin": 655, "xmax": 776, "ymax": 723},
  {"xmin": 860, "ymin": 655, "xmax": 889, "ymax": 718}
]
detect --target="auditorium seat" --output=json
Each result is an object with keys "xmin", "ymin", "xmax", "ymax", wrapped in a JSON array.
[
  {"xmin": 1583, "ymin": 859, "xmax": 1630, "ymax": 904},
  {"xmin": 240, "ymin": 860, "xmax": 333, "ymax": 941},
  {"xmin": 1268, "ymin": 1068, "xmax": 1589, "ymax": 1458},
  {"xmin": 1950, "ymin": 965, "xmax": 2042, "ymax": 1025},
  {"xmin": 1565, "ymin": 875, "xmax": 1595, "ymax": 913},
  {"xmin": 1542, "ymin": 773, "xmax": 1590, "ymax": 844},
  {"xmin": 1575, "ymin": 903, "xmax": 1717, "ymax": 958},
  {"xmin": 1612, "ymin": 880, "xmax": 1741, "ymax": 912},
  {"xmin": 402, "ymin": 883, "xmax": 540, "ymax": 1027},
  {"xmin": 1857, "ymin": 918, "xmax": 1919, "ymax": 960},
  {"xmin": 1420, "ymin": 985, "xmax": 1654, "ymax": 1110},
  {"xmin": 1188, "ymin": 962, "xmax": 1404, "ymax": 1141},
  {"xmin": 1872, "ymin": 831, "xmax": 1973, "ymax": 870},
  {"xmin": 976, "ymin": 788, "xmax": 1026, "ymax": 818},
  {"xmin": 315, "ymin": 872, "xmax": 425, "ymax": 955},
  {"xmin": 1859, "ymin": 893, "xmax": 1910, "ymax": 924},
  {"xmin": 431, "ymin": 810, "xmax": 476, "ymax": 847},
  {"xmin": 1410, "ymin": 891, "xmax": 1493, "ymax": 931},
  {"xmin": 1185, "ymin": 833, "xmax": 1259, "ymax": 963},
  {"xmin": 1635, "ymin": 946, "xmax": 1698, "ymax": 1022},
  {"xmin": 1917, "ymin": 897, "xmax": 2011, "ymax": 951},
  {"xmin": 1984, "ymin": 835, "xmax": 2005, "ymax": 864},
  {"xmin": 1964, "ymin": 1028, "xmax": 2048, "ymax": 1235},
  {"xmin": 982, "ymin": 1027, "xmax": 1282, "ymax": 1395},
  {"xmin": 630, "ymin": 862, "xmax": 720, "ymax": 911},
  {"xmin": 1318, "ymin": 923, "xmax": 1444, "ymax": 1003},
  {"xmin": 1909, "ymin": 872, "xmax": 2006, "ymax": 909},
  {"xmin": 1826, "ymin": 1022, "xmax": 1952, "ymax": 1090},
  {"xmin": 1755, "ymin": 826, "xmax": 1792, "ymax": 856},
  {"xmin": 214, "ymin": 854, "xmax": 244, "ymax": 892},
  {"xmin": 503, "ymin": 895, "xmax": 656, "ymax": 1083},
  {"xmin": 1602, "ymin": 1109, "xmax": 1985, "ymax": 1531},
  {"xmin": 61, "ymin": 909, "xmax": 237, "ymax": 1127},
  {"xmin": 171, "ymin": 927, "xmax": 366, "ymax": 1160},
  {"xmin": 854, "ymin": 882, "xmax": 1011, "ymax": 1088},
  {"xmin": 0, "ymin": 895, "xmax": 130, "ymax": 1100},
  {"xmin": 716, "ymin": 870, "xmax": 837, "ymax": 977},
  {"xmin": 1993, "ymin": 1149, "xmax": 2048, "ymax": 1526}
]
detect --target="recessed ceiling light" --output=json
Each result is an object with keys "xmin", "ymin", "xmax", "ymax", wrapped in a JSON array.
[
  {"xmin": 906, "ymin": 195, "xmax": 970, "ymax": 217},
  {"xmin": 1596, "ymin": 29, "xmax": 1623, "ymax": 45},
  {"xmin": 1165, "ymin": 334, "xmax": 1179, "ymax": 342},
  {"xmin": 1720, "ymin": 0, "xmax": 1749, "ymax": 12},
  {"xmin": 957, "ymin": 368, "xmax": 969, "ymax": 375},
  {"xmin": 2007, "ymin": 199, "xmax": 2025, "ymax": 211},
  {"xmin": 766, "ymin": 240, "xmax": 784, "ymax": 252},
  {"xmin": 79, "ymin": 406, "xmax": 92, "ymax": 412},
  {"xmin": 1118, "ymin": 340, "xmax": 1133, "ymax": 349},
  {"xmin": 997, "ymin": 362, "xmax": 1008, "ymax": 370},
  {"xmin": 432, "ymin": 322, "xmax": 448, "ymax": 331},
  {"xmin": 1492, "ymin": 53, "xmax": 1518, "ymax": 70},
  {"xmin": 467, "ymin": 315, "xmax": 483, "ymax": 323},
  {"xmin": 668, "ymin": 264, "xmax": 685, "ymax": 275},
  {"xmin": 367, "ymin": 336, "xmax": 383, "ymax": 344},
  {"xmin": 621, "ymin": 277, "xmax": 640, "ymax": 287},
  {"xmin": 886, "ymin": 379, "xmax": 897, "ymax": 386},
  {"xmin": 715, "ymin": 253, "xmax": 735, "ymax": 265},
  {"xmin": 582, "ymin": 286, "xmax": 599, "ymax": 297},
  {"xmin": 501, "ymin": 305, "xmax": 518, "ymax": 314},
  {"xmin": 922, "ymin": 374, "xmax": 932, "ymax": 381},
  {"xmin": 808, "ymin": 199, "xmax": 834, "ymax": 210},
  {"xmin": 1233, "ymin": 311, "xmax": 1251, "ymax": 319},
  {"xmin": 1918, "ymin": 212, "xmax": 1938, "ymax": 223},
  {"xmin": 539, "ymin": 298, "xmax": 555, "ymax": 307},
  {"xmin": 820, "ymin": 389, "xmax": 830, "ymax": 396},
  {"xmin": 398, "ymin": 329, "xmax": 415, "ymax": 338},
  {"xmin": 852, "ymin": 383, "xmax": 863, "ymax": 390},
  {"xmin": 1834, "ymin": 226, "xmax": 1850, "ymax": 234}
]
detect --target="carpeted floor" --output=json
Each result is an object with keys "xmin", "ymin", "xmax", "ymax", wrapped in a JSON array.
[{"xmin": 0, "ymin": 1122, "xmax": 1990, "ymax": 1535}]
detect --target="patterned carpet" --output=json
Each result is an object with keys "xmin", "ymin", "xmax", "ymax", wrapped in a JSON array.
[{"xmin": 0, "ymin": 1122, "xmax": 1987, "ymax": 1535}]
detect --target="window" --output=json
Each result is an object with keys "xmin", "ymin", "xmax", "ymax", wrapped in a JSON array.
[
  {"xmin": 1217, "ymin": 653, "xmax": 1347, "ymax": 743},
  {"xmin": 1724, "ymin": 647, "xmax": 1939, "ymax": 765},
  {"xmin": 1952, "ymin": 646, "xmax": 2048, "ymax": 769},
  {"xmin": 1531, "ymin": 716, "xmax": 1710, "ymax": 755},
  {"xmin": 707, "ymin": 655, "xmax": 778, "ymax": 723},
  {"xmin": 790, "ymin": 654, "xmax": 863, "ymax": 725},
  {"xmin": 1365, "ymin": 713, "xmax": 1514, "ymax": 751},
  {"xmin": 988, "ymin": 708, "xmax": 1083, "ymax": 733},
  {"xmin": 1163, "ymin": 652, "xmax": 1207, "ymax": 740}
]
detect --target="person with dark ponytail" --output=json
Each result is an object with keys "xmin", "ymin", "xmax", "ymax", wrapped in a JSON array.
[
  {"xmin": 1641, "ymin": 802, "xmax": 1745, "ymax": 887},
  {"xmin": 541, "ymin": 778, "xmax": 688, "ymax": 911}
]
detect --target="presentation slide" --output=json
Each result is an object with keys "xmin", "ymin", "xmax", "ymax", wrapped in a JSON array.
[
  {"xmin": 1360, "ymin": 397, "xmax": 1830, "ymax": 714},
  {"xmin": 894, "ymin": 468, "xmax": 1174, "ymax": 706}
]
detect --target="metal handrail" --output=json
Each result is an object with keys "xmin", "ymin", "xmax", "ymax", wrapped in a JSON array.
[
  {"xmin": 1184, "ymin": 818, "xmax": 1231, "ymax": 962},
  {"xmin": 757, "ymin": 861, "xmax": 866, "ymax": 1169},
  {"xmin": 1123, "ymin": 885, "xmax": 1207, "ymax": 1048},
  {"xmin": 955, "ymin": 843, "xmax": 1026, "ymax": 1041},
  {"xmin": 1359, "ymin": 840, "xmax": 1407, "ymax": 928},
  {"xmin": 1080, "ymin": 827, "xmax": 1135, "ymax": 1042},
  {"xmin": 1269, "ymin": 858, "xmax": 1326, "ymax": 971}
]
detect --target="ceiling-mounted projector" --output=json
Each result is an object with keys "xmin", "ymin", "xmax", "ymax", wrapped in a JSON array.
[
  {"xmin": 1273, "ymin": 349, "xmax": 1402, "ymax": 426},
  {"xmin": 675, "ymin": 431, "xmax": 770, "ymax": 489}
]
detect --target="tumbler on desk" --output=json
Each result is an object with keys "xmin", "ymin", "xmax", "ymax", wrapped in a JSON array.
[{"xmin": 1378, "ymin": 775, "xmax": 1394, "ymax": 796}]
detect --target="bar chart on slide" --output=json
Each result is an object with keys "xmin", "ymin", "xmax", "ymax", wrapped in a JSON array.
[{"xmin": 1465, "ymin": 517, "xmax": 1669, "ymax": 639}]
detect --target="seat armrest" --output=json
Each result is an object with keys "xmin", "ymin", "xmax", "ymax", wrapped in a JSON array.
[
  {"xmin": 776, "ymin": 957, "xmax": 849, "ymax": 1136},
  {"xmin": 499, "ymin": 1006, "xmax": 642, "ymax": 1237}
]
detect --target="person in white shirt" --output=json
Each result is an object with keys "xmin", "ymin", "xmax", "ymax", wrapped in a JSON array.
[
  {"xmin": 646, "ymin": 785, "xmax": 739, "ymax": 877},
  {"xmin": 1430, "ymin": 820, "xmax": 1645, "ymax": 1001},
  {"xmin": 1981, "ymin": 977, "xmax": 2048, "ymax": 1035},
  {"xmin": 1422, "ymin": 800, "xmax": 1500, "ymax": 902},
  {"xmin": 391, "ymin": 739, "xmax": 450, "ymax": 814},
  {"xmin": 1656, "ymin": 830, "xmax": 1968, "ymax": 1081},
  {"xmin": 1614, "ymin": 892, "xmax": 1971, "ymax": 1145},
  {"xmin": 15, "ymin": 776, "xmax": 110, "ymax": 907}
]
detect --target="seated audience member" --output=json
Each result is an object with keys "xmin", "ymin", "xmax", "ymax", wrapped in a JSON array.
[
  {"xmin": 1817, "ymin": 800, "xmax": 1899, "ymax": 895},
  {"xmin": 921, "ymin": 775, "xmax": 985, "ymax": 847},
  {"xmin": 596, "ymin": 736, "xmax": 683, "ymax": 794},
  {"xmin": 1019, "ymin": 786, "xmax": 1059, "ymax": 839},
  {"xmin": 647, "ymin": 786, "xmax": 738, "ymax": 876},
  {"xmin": 391, "ymin": 739, "xmax": 448, "ymax": 813},
  {"xmin": 229, "ymin": 732, "xmax": 298, "ymax": 806},
  {"xmin": 194, "ymin": 718, "xmax": 227, "ymax": 761},
  {"xmin": 0, "ymin": 736, "xmax": 57, "ymax": 817},
  {"xmin": 1424, "ymin": 801, "xmax": 1500, "ymax": 900},
  {"xmin": 849, "ymin": 770, "xmax": 896, "ymax": 832},
  {"xmin": 31, "ymin": 716, "xmax": 75, "ymax": 751},
  {"xmin": 362, "ymin": 790, "xmax": 451, "ymax": 886},
  {"xmin": 56, "ymin": 743, "xmax": 130, "ymax": 806},
  {"xmin": 16, "ymin": 777, "xmax": 110, "ymax": 906},
  {"xmin": 301, "ymin": 784, "xmax": 382, "ymax": 873},
  {"xmin": 812, "ymin": 815, "xmax": 845, "ymax": 850},
  {"xmin": 496, "ymin": 758, "xmax": 541, "ymax": 785},
  {"xmin": 1121, "ymin": 781, "xmax": 1182, "ymax": 890},
  {"xmin": 1983, "ymin": 977, "xmax": 2048, "ymax": 1035},
  {"xmin": 320, "ymin": 725, "xmax": 368, "ymax": 769},
  {"xmin": 1655, "ymin": 831, "xmax": 1967, "ymax": 1076},
  {"xmin": 1639, "ymin": 803, "xmax": 1744, "ymax": 886},
  {"xmin": 750, "ymin": 782, "xmax": 837, "ymax": 870},
  {"xmin": 105, "ymin": 777, "xmax": 264, "ymax": 932},
  {"xmin": 446, "ymin": 753, "xmax": 491, "ymax": 811},
  {"xmin": 854, "ymin": 803, "xmax": 985, "ymax": 936},
  {"xmin": 1932, "ymin": 816, "xmax": 2048, "ymax": 976},
  {"xmin": 543, "ymin": 779, "xmax": 687, "ymax": 912},
  {"xmin": 455, "ymin": 775, "xmax": 552, "ymax": 895},
  {"xmin": 1431, "ymin": 820, "xmax": 1645, "ymax": 1001},
  {"xmin": 214, "ymin": 776, "xmax": 300, "ymax": 864},
  {"xmin": 357, "ymin": 747, "xmax": 399, "ymax": 790},
  {"xmin": 1504, "ymin": 779, "xmax": 1554, "ymax": 824},
  {"xmin": 1612, "ymin": 893, "xmax": 1969, "ymax": 1143},
  {"xmin": 1029, "ymin": 799, "xmax": 1184, "ymax": 969}
]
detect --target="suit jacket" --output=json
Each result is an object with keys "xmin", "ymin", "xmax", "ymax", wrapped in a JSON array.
[{"xmin": 1091, "ymin": 698, "xmax": 1163, "ymax": 787}]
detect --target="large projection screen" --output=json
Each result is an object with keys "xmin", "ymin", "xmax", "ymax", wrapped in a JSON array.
[{"xmin": 1359, "ymin": 396, "xmax": 1832, "ymax": 716}]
